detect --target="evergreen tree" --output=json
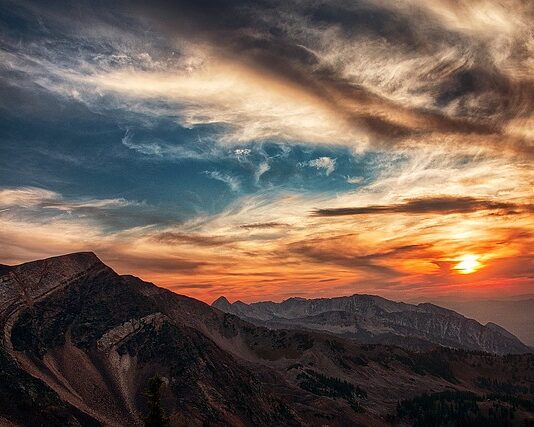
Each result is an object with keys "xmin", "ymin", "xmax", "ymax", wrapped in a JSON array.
[{"xmin": 143, "ymin": 375, "xmax": 169, "ymax": 427}]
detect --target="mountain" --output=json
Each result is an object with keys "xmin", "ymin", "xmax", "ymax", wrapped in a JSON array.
[
  {"xmin": 0, "ymin": 253, "xmax": 533, "ymax": 426},
  {"xmin": 436, "ymin": 299, "xmax": 534, "ymax": 347},
  {"xmin": 212, "ymin": 294, "xmax": 532, "ymax": 354}
]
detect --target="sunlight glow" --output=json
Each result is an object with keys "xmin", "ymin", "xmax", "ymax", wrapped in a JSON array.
[{"xmin": 454, "ymin": 254, "xmax": 482, "ymax": 274}]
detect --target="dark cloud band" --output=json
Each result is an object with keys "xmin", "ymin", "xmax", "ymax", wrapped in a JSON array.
[{"xmin": 312, "ymin": 196, "xmax": 531, "ymax": 217}]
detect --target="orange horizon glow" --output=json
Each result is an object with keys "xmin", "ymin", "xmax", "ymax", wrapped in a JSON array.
[
  {"xmin": 0, "ymin": 0, "xmax": 533, "ymax": 305},
  {"xmin": 1, "ymin": 194, "xmax": 532, "ymax": 305}
]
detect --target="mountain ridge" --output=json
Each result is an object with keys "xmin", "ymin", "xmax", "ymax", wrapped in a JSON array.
[
  {"xmin": 436, "ymin": 298, "xmax": 534, "ymax": 346},
  {"xmin": 212, "ymin": 294, "xmax": 531, "ymax": 354}
]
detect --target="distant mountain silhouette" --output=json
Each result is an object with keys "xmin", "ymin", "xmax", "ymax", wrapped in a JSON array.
[
  {"xmin": 213, "ymin": 294, "xmax": 531, "ymax": 354},
  {"xmin": 0, "ymin": 253, "xmax": 533, "ymax": 426}
]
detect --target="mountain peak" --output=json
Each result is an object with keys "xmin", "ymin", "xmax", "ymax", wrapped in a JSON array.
[
  {"xmin": 46, "ymin": 251, "xmax": 101, "ymax": 263},
  {"xmin": 212, "ymin": 296, "xmax": 231, "ymax": 308},
  {"xmin": 1, "ymin": 252, "xmax": 109, "ymax": 301},
  {"xmin": 12, "ymin": 251, "xmax": 102, "ymax": 269},
  {"xmin": 0, "ymin": 251, "xmax": 115, "ymax": 329},
  {"xmin": 0, "ymin": 252, "xmax": 103, "ymax": 275}
]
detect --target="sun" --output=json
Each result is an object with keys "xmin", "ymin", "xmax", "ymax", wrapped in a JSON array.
[{"xmin": 454, "ymin": 254, "xmax": 482, "ymax": 274}]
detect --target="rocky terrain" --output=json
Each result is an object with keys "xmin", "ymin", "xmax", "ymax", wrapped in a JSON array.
[
  {"xmin": 0, "ymin": 252, "xmax": 533, "ymax": 426},
  {"xmin": 212, "ymin": 295, "xmax": 531, "ymax": 354}
]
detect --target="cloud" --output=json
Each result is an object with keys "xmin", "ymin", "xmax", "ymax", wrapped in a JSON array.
[
  {"xmin": 234, "ymin": 148, "xmax": 251, "ymax": 160},
  {"xmin": 287, "ymin": 241, "xmax": 432, "ymax": 277},
  {"xmin": 346, "ymin": 176, "xmax": 364, "ymax": 185},
  {"xmin": 302, "ymin": 157, "xmax": 336, "ymax": 175},
  {"xmin": 123, "ymin": 0, "xmax": 533, "ymax": 155},
  {"xmin": 0, "ymin": 186, "xmax": 133, "ymax": 211},
  {"xmin": 313, "ymin": 196, "xmax": 530, "ymax": 217},
  {"xmin": 168, "ymin": 283, "xmax": 215, "ymax": 290},
  {"xmin": 240, "ymin": 222, "xmax": 288, "ymax": 229},
  {"xmin": 0, "ymin": 186, "xmax": 174, "ymax": 232},
  {"xmin": 152, "ymin": 231, "xmax": 232, "ymax": 247},
  {"xmin": 203, "ymin": 170, "xmax": 240, "ymax": 192},
  {"xmin": 102, "ymin": 252, "xmax": 205, "ymax": 273},
  {"xmin": 1, "ymin": 179, "xmax": 532, "ymax": 302},
  {"xmin": 3, "ymin": 0, "xmax": 532, "ymax": 156},
  {"xmin": 0, "ymin": 187, "xmax": 59, "ymax": 208},
  {"xmin": 254, "ymin": 161, "xmax": 270, "ymax": 183},
  {"xmin": 121, "ymin": 128, "xmax": 225, "ymax": 161},
  {"xmin": 288, "ymin": 244, "xmax": 400, "ymax": 277}
]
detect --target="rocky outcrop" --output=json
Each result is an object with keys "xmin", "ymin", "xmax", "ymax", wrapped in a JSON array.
[{"xmin": 96, "ymin": 313, "xmax": 166, "ymax": 352}]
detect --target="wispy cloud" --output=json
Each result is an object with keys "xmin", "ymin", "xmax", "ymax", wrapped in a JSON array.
[
  {"xmin": 121, "ymin": 128, "xmax": 223, "ymax": 160},
  {"xmin": 203, "ymin": 171, "xmax": 240, "ymax": 192},
  {"xmin": 254, "ymin": 161, "xmax": 270, "ymax": 183},
  {"xmin": 0, "ymin": 187, "xmax": 134, "ymax": 211},
  {"xmin": 152, "ymin": 231, "xmax": 233, "ymax": 247},
  {"xmin": 240, "ymin": 222, "xmax": 288, "ymax": 230},
  {"xmin": 346, "ymin": 176, "xmax": 364, "ymax": 185}
]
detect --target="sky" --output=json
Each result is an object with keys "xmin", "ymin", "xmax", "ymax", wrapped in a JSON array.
[{"xmin": 0, "ymin": 0, "xmax": 532, "ymax": 304}]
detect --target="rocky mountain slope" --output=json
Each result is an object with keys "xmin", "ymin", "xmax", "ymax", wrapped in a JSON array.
[
  {"xmin": 438, "ymin": 298, "xmax": 534, "ymax": 347},
  {"xmin": 212, "ymin": 295, "xmax": 531, "ymax": 354},
  {"xmin": 0, "ymin": 252, "xmax": 533, "ymax": 426}
]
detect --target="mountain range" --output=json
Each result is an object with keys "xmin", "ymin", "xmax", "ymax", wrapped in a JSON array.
[
  {"xmin": 0, "ymin": 252, "xmax": 533, "ymax": 426},
  {"xmin": 212, "ymin": 295, "xmax": 532, "ymax": 354}
]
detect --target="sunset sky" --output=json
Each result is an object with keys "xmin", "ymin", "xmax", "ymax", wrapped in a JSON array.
[{"xmin": 1, "ymin": 0, "xmax": 533, "ymax": 303}]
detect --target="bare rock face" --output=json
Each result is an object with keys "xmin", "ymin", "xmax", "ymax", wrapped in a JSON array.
[
  {"xmin": 96, "ymin": 313, "xmax": 166, "ymax": 352},
  {"xmin": 212, "ymin": 294, "xmax": 532, "ymax": 354},
  {"xmin": 1, "ymin": 253, "xmax": 533, "ymax": 426}
]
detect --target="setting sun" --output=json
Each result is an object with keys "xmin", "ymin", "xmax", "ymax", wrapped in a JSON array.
[{"xmin": 454, "ymin": 254, "xmax": 482, "ymax": 274}]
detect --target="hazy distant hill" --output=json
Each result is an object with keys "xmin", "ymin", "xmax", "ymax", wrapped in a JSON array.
[
  {"xmin": 212, "ymin": 294, "xmax": 532, "ymax": 354},
  {"xmin": 1, "ymin": 253, "xmax": 533, "ymax": 426},
  {"xmin": 435, "ymin": 299, "xmax": 534, "ymax": 347}
]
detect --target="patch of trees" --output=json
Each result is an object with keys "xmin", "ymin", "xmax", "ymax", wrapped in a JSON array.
[
  {"xmin": 395, "ymin": 352, "xmax": 456, "ymax": 383},
  {"xmin": 391, "ymin": 390, "xmax": 533, "ymax": 427},
  {"xmin": 475, "ymin": 376, "xmax": 534, "ymax": 395},
  {"xmin": 143, "ymin": 375, "xmax": 169, "ymax": 427},
  {"xmin": 294, "ymin": 333, "xmax": 315, "ymax": 351},
  {"xmin": 297, "ymin": 369, "xmax": 366, "ymax": 410},
  {"xmin": 485, "ymin": 393, "xmax": 534, "ymax": 412}
]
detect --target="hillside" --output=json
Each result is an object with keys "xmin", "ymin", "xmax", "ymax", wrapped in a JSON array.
[{"xmin": 0, "ymin": 253, "xmax": 533, "ymax": 426}]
